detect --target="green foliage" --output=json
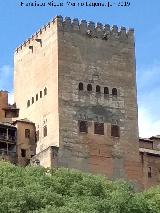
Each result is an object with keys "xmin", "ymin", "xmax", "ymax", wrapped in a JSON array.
[{"xmin": 0, "ymin": 161, "xmax": 160, "ymax": 213}]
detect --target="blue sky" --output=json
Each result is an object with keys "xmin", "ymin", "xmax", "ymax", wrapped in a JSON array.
[{"xmin": 0, "ymin": 0, "xmax": 160, "ymax": 137}]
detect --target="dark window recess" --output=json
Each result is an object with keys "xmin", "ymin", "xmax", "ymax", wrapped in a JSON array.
[
  {"xmin": 43, "ymin": 125, "xmax": 47, "ymax": 137},
  {"xmin": 104, "ymin": 87, "xmax": 109, "ymax": 95},
  {"xmin": 32, "ymin": 97, "xmax": 34, "ymax": 104},
  {"xmin": 111, "ymin": 125, "xmax": 120, "ymax": 137},
  {"xmin": 36, "ymin": 94, "xmax": 38, "ymax": 101},
  {"xmin": 87, "ymin": 84, "xmax": 92, "ymax": 92},
  {"xmin": 25, "ymin": 129, "xmax": 30, "ymax": 138},
  {"xmin": 79, "ymin": 82, "xmax": 83, "ymax": 91},
  {"xmin": 148, "ymin": 167, "xmax": 152, "ymax": 178},
  {"xmin": 27, "ymin": 100, "xmax": 30, "ymax": 107},
  {"xmin": 112, "ymin": 88, "xmax": 117, "ymax": 96},
  {"xmin": 21, "ymin": 149, "xmax": 26, "ymax": 157},
  {"xmin": 96, "ymin": 85, "xmax": 101, "ymax": 93},
  {"xmin": 36, "ymin": 130, "xmax": 39, "ymax": 142},
  {"xmin": 79, "ymin": 121, "xmax": 88, "ymax": 133},
  {"xmin": 40, "ymin": 91, "xmax": 42, "ymax": 98},
  {"xmin": 94, "ymin": 122, "xmax": 104, "ymax": 135},
  {"xmin": 44, "ymin": 87, "xmax": 47, "ymax": 96}
]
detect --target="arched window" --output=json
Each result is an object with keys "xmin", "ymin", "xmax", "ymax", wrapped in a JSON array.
[
  {"xmin": 96, "ymin": 85, "xmax": 101, "ymax": 93},
  {"xmin": 44, "ymin": 87, "xmax": 47, "ymax": 96},
  {"xmin": 104, "ymin": 87, "xmax": 109, "ymax": 95},
  {"xmin": 87, "ymin": 84, "xmax": 92, "ymax": 92},
  {"xmin": 148, "ymin": 167, "xmax": 152, "ymax": 178},
  {"xmin": 112, "ymin": 88, "xmax": 117, "ymax": 96},
  {"xmin": 78, "ymin": 82, "xmax": 83, "ymax": 91},
  {"xmin": 111, "ymin": 125, "xmax": 120, "ymax": 137}
]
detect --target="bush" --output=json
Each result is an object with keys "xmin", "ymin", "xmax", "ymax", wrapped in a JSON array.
[{"xmin": 0, "ymin": 161, "xmax": 159, "ymax": 213}]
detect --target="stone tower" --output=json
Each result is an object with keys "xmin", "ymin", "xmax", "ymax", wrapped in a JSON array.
[{"xmin": 14, "ymin": 16, "xmax": 142, "ymax": 186}]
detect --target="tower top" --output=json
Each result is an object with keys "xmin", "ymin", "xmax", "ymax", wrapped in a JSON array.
[{"xmin": 15, "ymin": 15, "xmax": 134, "ymax": 54}]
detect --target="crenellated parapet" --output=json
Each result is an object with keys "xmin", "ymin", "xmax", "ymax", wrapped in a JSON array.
[{"xmin": 15, "ymin": 15, "xmax": 134, "ymax": 54}]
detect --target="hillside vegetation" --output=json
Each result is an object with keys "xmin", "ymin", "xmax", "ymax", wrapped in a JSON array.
[{"xmin": 0, "ymin": 162, "xmax": 160, "ymax": 213}]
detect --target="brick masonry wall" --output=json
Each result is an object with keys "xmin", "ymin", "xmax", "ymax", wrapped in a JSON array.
[{"xmin": 0, "ymin": 91, "xmax": 8, "ymax": 120}]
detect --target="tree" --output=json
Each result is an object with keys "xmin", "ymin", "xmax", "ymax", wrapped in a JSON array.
[{"xmin": 0, "ymin": 161, "xmax": 159, "ymax": 213}]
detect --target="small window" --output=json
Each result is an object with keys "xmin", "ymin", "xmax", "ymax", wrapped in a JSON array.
[
  {"xmin": 96, "ymin": 85, "xmax": 101, "ymax": 93},
  {"xmin": 148, "ymin": 167, "xmax": 152, "ymax": 178},
  {"xmin": 111, "ymin": 125, "xmax": 120, "ymax": 137},
  {"xmin": 27, "ymin": 100, "xmax": 30, "ymax": 107},
  {"xmin": 25, "ymin": 129, "xmax": 30, "ymax": 138},
  {"xmin": 94, "ymin": 122, "xmax": 104, "ymax": 135},
  {"xmin": 36, "ymin": 94, "xmax": 38, "ymax": 101},
  {"xmin": 43, "ymin": 125, "xmax": 47, "ymax": 137},
  {"xmin": 79, "ymin": 121, "xmax": 88, "ymax": 133},
  {"xmin": 112, "ymin": 88, "xmax": 117, "ymax": 96},
  {"xmin": 32, "ymin": 97, "xmax": 34, "ymax": 104},
  {"xmin": 87, "ymin": 84, "xmax": 92, "ymax": 92},
  {"xmin": 79, "ymin": 82, "xmax": 83, "ymax": 91},
  {"xmin": 21, "ymin": 149, "xmax": 26, "ymax": 157},
  {"xmin": 44, "ymin": 87, "xmax": 47, "ymax": 96},
  {"xmin": 40, "ymin": 91, "xmax": 42, "ymax": 98},
  {"xmin": 36, "ymin": 130, "xmax": 39, "ymax": 142},
  {"xmin": 104, "ymin": 87, "xmax": 109, "ymax": 95}
]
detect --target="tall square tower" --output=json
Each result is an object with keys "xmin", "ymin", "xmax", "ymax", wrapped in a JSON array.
[{"xmin": 14, "ymin": 16, "xmax": 142, "ymax": 185}]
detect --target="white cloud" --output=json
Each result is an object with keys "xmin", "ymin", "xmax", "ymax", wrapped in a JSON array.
[
  {"xmin": 137, "ymin": 63, "xmax": 160, "ymax": 137},
  {"xmin": 138, "ymin": 107, "xmax": 160, "ymax": 138}
]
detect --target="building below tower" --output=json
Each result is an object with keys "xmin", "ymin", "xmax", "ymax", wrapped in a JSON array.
[{"xmin": 0, "ymin": 90, "xmax": 36, "ymax": 166}]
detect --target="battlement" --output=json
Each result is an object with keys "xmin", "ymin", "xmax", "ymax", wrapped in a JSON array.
[{"xmin": 15, "ymin": 15, "xmax": 134, "ymax": 54}]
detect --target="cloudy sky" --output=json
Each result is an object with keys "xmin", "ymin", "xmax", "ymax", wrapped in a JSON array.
[{"xmin": 0, "ymin": 0, "xmax": 160, "ymax": 137}]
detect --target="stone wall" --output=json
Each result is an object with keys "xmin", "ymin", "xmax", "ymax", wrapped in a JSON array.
[
  {"xmin": 57, "ymin": 16, "xmax": 142, "ymax": 186},
  {"xmin": 14, "ymin": 120, "xmax": 36, "ymax": 166},
  {"xmin": 14, "ymin": 18, "xmax": 59, "ymax": 154}
]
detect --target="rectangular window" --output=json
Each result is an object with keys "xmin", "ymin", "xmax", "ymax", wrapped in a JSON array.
[
  {"xmin": 27, "ymin": 100, "xmax": 30, "ymax": 107},
  {"xmin": 44, "ymin": 87, "xmax": 47, "ymax": 96},
  {"xmin": 36, "ymin": 130, "xmax": 39, "ymax": 142},
  {"xmin": 21, "ymin": 149, "xmax": 26, "ymax": 157},
  {"xmin": 148, "ymin": 167, "xmax": 152, "ymax": 178},
  {"xmin": 36, "ymin": 94, "xmax": 38, "ymax": 101},
  {"xmin": 111, "ymin": 125, "xmax": 120, "ymax": 137},
  {"xmin": 79, "ymin": 121, "xmax": 88, "ymax": 133},
  {"xmin": 40, "ymin": 91, "xmax": 42, "ymax": 98},
  {"xmin": 25, "ymin": 129, "xmax": 30, "ymax": 138},
  {"xmin": 43, "ymin": 125, "xmax": 47, "ymax": 137},
  {"xmin": 94, "ymin": 122, "xmax": 104, "ymax": 135},
  {"xmin": 32, "ymin": 97, "xmax": 34, "ymax": 104}
]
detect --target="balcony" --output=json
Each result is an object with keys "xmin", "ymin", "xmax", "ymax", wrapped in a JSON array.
[
  {"xmin": 0, "ymin": 133, "xmax": 16, "ymax": 143},
  {"xmin": 0, "ymin": 124, "xmax": 17, "ymax": 144}
]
